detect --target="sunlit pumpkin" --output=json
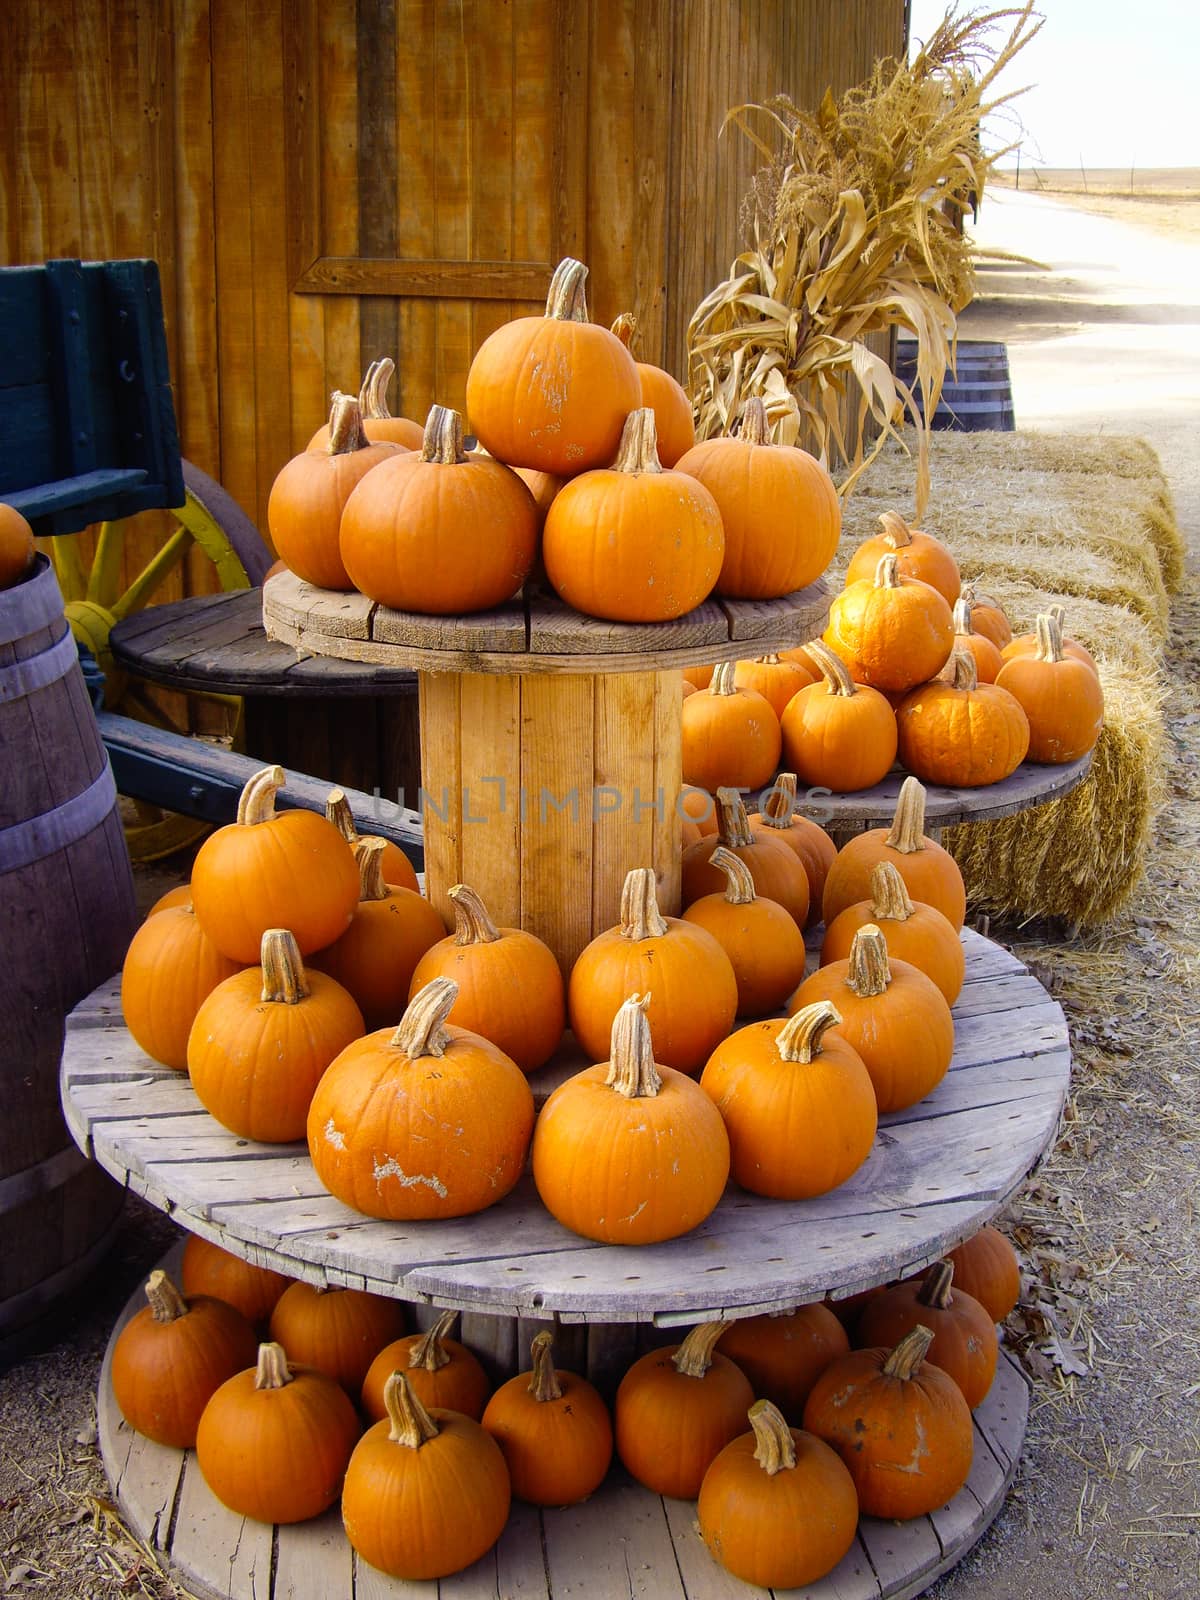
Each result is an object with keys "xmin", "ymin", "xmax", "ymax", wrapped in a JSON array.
[{"xmin": 610, "ymin": 311, "xmax": 695, "ymax": 466}]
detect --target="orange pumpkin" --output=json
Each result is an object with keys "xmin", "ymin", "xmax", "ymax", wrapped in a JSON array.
[
  {"xmin": 542, "ymin": 408, "xmax": 724, "ymax": 623},
  {"xmin": 513, "ymin": 466, "xmax": 564, "ymax": 530},
  {"xmin": 532, "ymin": 994, "xmax": 731, "ymax": 1246},
  {"xmin": 339, "ymin": 405, "xmax": 538, "ymax": 615},
  {"xmin": 307, "ymin": 977, "xmax": 535, "ymax": 1220},
  {"xmin": 268, "ymin": 1280, "xmax": 407, "ymax": 1396},
  {"xmin": 1000, "ymin": 602, "xmax": 1099, "ymax": 675},
  {"xmin": 700, "ymin": 1001, "xmax": 878, "ymax": 1199},
  {"xmin": 268, "ymin": 393, "xmax": 399, "ymax": 590},
  {"xmin": 409, "ymin": 882, "xmax": 565, "ymax": 1072},
  {"xmin": 0, "ymin": 503, "xmax": 36, "ymax": 589},
  {"xmin": 180, "ymin": 1236, "xmax": 293, "ymax": 1328},
  {"xmin": 146, "ymin": 883, "xmax": 193, "ymax": 916},
  {"xmin": 325, "ymin": 787, "xmax": 419, "ymax": 892},
  {"xmin": 681, "ymin": 846, "xmax": 807, "ymax": 1017},
  {"xmin": 821, "ymin": 775, "xmax": 967, "ymax": 929},
  {"xmin": 945, "ymin": 593, "xmax": 1003, "ymax": 683},
  {"xmin": 567, "ymin": 867, "xmax": 738, "ymax": 1076},
  {"xmin": 733, "ymin": 651, "xmax": 818, "ymax": 717},
  {"xmin": 896, "ymin": 648, "xmax": 1030, "ymax": 788},
  {"xmin": 466, "ymin": 256, "xmax": 641, "ymax": 474},
  {"xmin": 682, "ymin": 663, "xmax": 714, "ymax": 690},
  {"xmin": 789, "ymin": 925, "xmax": 954, "ymax": 1114},
  {"xmin": 995, "ymin": 613, "xmax": 1104, "ymax": 763},
  {"xmin": 843, "ymin": 510, "xmax": 960, "ymax": 606},
  {"xmin": 674, "ymin": 398, "xmax": 841, "ymax": 599},
  {"xmin": 821, "ymin": 860, "xmax": 965, "ymax": 1006},
  {"xmin": 121, "ymin": 904, "xmax": 241, "ymax": 1070},
  {"xmin": 610, "ymin": 312, "xmax": 695, "ymax": 466},
  {"xmin": 715, "ymin": 1305, "xmax": 850, "ymax": 1424},
  {"xmin": 961, "ymin": 584, "xmax": 1013, "ymax": 649},
  {"xmin": 681, "ymin": 661, "xmax": 782, "ymax": 793},
  {"xmin": 824, "ymin": 553, "xmax": 954, "ymax": 692},
  {"xmin": 779, "ymin": 639, "xmax": 899, "ymax": 794},
  {"xmin": 946, "ymin": 1225, "xmax": 1022, "ymax": 1322},
  {"xmin": 615, "ymin": 1322, "xmax": 755, "ymax": 1500},
  {"xmin": 481, "ymin": 1331, "xmax": 613, "ymax": 1506},
  {"xmin": 749, "ymin": 773, "xmax": 836, "ymax": 929},
  {"xmin": 682, "ymin": 788, "xmax": 811, "ymax": 927},
  {"xmin": 856, "ymin": 1260, "xmax": 998, "ymax": 1409},
  {"xmin": 680, "ymin": 785, "xmax": 719, "ymax": 835},
  {"xmin": 361, "ymin": 1309, "xmax": 491, "ymax": 1424},
  {"xmin": 802, "ymin": 1326, "xmax": 974, "ymax": 1520},
  {"xmin": 698, "ymin": 1401, "xmax": 859, "ymax": 1589},
  {"xmin": 308, "ymin": 357, "xmax": 424, "ymax": 451}
]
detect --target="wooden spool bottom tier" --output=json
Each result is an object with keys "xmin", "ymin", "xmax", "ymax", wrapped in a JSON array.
[{"xmin": 99, "ymin": 1242, "xmax": 1030, "ymax": 1600}]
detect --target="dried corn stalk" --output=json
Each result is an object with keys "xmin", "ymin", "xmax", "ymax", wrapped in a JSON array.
[{"xmin": 686, "ymin": 3, "xmax": 1043, "ymax": 514}]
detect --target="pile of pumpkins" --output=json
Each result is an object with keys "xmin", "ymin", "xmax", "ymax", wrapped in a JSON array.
[
  {"xmin": 681, "ymin": 511, "xmax": 1105, "ymax": 795},
  {"xmin": 111, "ymin": 1219, "xmax": 1022, "ymax": 1586},
  {"xmin": 267, "ymin": 257, "xmax": 841, "ymax": 625}
]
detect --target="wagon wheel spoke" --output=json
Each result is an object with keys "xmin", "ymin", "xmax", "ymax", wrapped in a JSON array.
[{"xmin": 109, "ymin": 525, "xmax": 194, "ymax": 622}]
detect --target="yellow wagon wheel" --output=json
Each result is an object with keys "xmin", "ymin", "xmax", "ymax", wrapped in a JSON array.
[{"xmin": 48, "ymin": 462, "xmax": 274, "ymax": 863}]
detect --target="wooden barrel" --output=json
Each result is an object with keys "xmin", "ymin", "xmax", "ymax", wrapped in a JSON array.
[
  {"xmin": 0, "ymin": 553, "xmax": 135, "ymax": 1360},
  {"xmin": 895, "ymin": 340, "xmax": 1016, "ymax": 432}
]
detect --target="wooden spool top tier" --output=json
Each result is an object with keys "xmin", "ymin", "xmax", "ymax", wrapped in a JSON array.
[{"xmin": 262, "ymin": 568, "xmax": 833, "ymax": 675}]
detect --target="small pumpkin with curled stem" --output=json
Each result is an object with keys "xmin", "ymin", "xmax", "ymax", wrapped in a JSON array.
[
  {"xmin": 682, "ymin": 788, "xmax": 811, "ymax": 927},
  {"xmin": 481, "ymin": 1331, "xmax": 614, "ymax": 1506},
  {"xmin": 268, "ymin": 1279, "xmax": 407, "ymax": 1397},
  {"xmin": 325, "ymin": 786, "xmax": 419, "ymax": 893},
  {"xmin": 681, "ymin": 846, "xmax": 807, "ymax": 1017},
  {"xmin": 856, "ymin": 1259, "xmax": 998, "ymax": 1409},
  {"xmin": 361, "ymin": 1308, "xmax": 491, "ymax": 1424},
  {"xmin": 896, "ymin": 647, "xmax": 1030, "ymax": 789},
  {"xmin": 779, "ymin": 639, "xmax": 899, "ymax": 794},
  {"xmin": 749, "ymin": 772, "xmax": 837, "ymax": 928},
  {"xmin": 995, "ymin": 612, "xmax": 1104, "ymax": 763},
  {"xmin": 843, "ymin": 509, "xmax": 961, "ymax": 607},
  {"xmin": 821, "ymin": 774, "xmax": 967, "ymax": 929},
  {"xmin": 610, "ymin": 311, "xmax": 695, "ymax": 466},
  {"xmin": 698, "ymin": 1399, "xmax": 860, "ymax": 1588},
  {"xmin": 715, "ymin": 1305, "xmax": 850, "ymax": 1425},
  {"xmin": 821, "ymin": 860, "xmax": 965, "ymax": 1006},
  {"xmin": 700, "ymin": 1000, "xmax": 878, "ymax": 1199},
  {"xmin": 824, "ymin": 552, "xmax": 955, "ymax": 692},
  {"xmin": 533, "ymin": 993, "xmax": 731, "ymax": 1245}
]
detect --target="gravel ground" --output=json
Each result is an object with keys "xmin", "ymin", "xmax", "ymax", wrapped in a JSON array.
[{"xmin": 3, "ymin": 187, "xmax": 1199, "ymax": 1598}]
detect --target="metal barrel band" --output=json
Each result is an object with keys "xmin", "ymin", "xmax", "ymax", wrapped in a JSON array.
[
  {"xmin": 0, "ymin": 761, "xmax": 120, "ymax": 873},
  {"xmin": 0, "ymin": 624, "xmax": 78, "ymax": 703}
]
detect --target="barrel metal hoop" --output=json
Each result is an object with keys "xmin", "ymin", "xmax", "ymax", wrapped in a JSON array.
[
  {"xmin": 0, "ymin": 762, "xmax": 119, "ymax": 873},
  {"xmin": 0, "ymin": 624, "xmax": 78, "ymax": 703}
]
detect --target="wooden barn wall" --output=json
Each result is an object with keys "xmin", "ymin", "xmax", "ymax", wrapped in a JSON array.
[{"xmin": 1, "ymin": 0, "xmax": 906, "ymax": 596}]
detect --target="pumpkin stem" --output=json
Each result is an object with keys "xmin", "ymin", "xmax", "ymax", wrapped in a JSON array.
[
  {"xmin": 672, "ymin": 1321, "xmax": 726, "ymax": 1378},
  {"xmin": 749, "ymin": 1398, "xmax": 797, "ymax": 1475},
  {"xmin": 259, "ymin": 929, "xmax": 311, "ymax": 1004},
  {"xmin": 354, "ymin": 837, "xmax": 391, "ymax": 903},
  {"xmin": 951, "ymin": 596, "xmax": 977, "ymax": 636},
  {"xmin": 708, "ymin": 661, "xmax": 737, "ymax": 696},
  {"xmin": 739, "ymin": 397, "xmax": 772, "ymax": 447},
  {"xmin": 360, "ymin": 356, "xmax": 397, "ymax": 420},
  {"xmin": 610, "ymin": 312, "xmax": 638, "ymax": 351},
  {"xmin": 528, "ymin": 1331, "xmax": 564, "ymax": 1402},
  {"xmin": 144, "ymin": 1269, "xmax": 188, "ymax": 1324},
  {"xmin": 613, "ymin": 408, "xmax": 664, "ymax": 476},
  {"xmin": 1035, "ymin": 612, "xmax": 1065, "ymax": 663},
  {"xmin": 255, "ymin": 1341, "xmax": 295, "ymax": 1390},
  {"xmin": 918, "ymin": 1260, "xmax": 955, "ymax": 1310},
  {"xmin": 709, "ymin": 845, "xmax": 756, "ymax": 906},
  {"xmin": 391, "ymin": 978, "xmax": 458, "ymax": 1059},
  {"xmin": 846, "ymin": 924, "xmax": 892, "ymax": 998},
  {"xmin": 877, "ymin": 510, "xmax": 915, "ymax": 550},
  {"xmin": 775, "ymin": 999, "xmax": 843, "ymax": 1063},
  {"xmin": 619, "ymin": 868, "xmax": 670, "ymax": 941},
  {"xmin": 420, "ymin": 405, "xmax": 468, "ymax": 465},
  {"xmin": 326, "ymin": 392, "xmax": 370, "ymax": 455},
  {"xmin": 882, "ymin": 1324, "xmax": 936, "ymax": 1380},
  {"xmin": 325, "ymin": 787, "xmax": 357, "ymax": 845},
  {"xmin": 715, "ymin": 787, "xmax": 755, "ymax": 849},
  {"xmin": 545, "ymin": 257, "xmax": 590, "ymax": 322},
  {"xmin": 604, "ymin": 993, "xmax": 662, "ymax": 1099},
  {"xmin": 873, "ymin": 552, "xmax": 903, "ymax": 590},
  {"xmin": 945, "ymin": 647, "xmax": 979, "ymax": 692},
  {"xmin": 384, "ymin": 1370, "xmax": 441, "ymax": 1449},
  {"xmin": 884, "ymin": 776, "xmax": 930, "ymax": 855},
  {"xmin": 807, "ymin": 639, "xmax": 858, "ymax": 698},
  {"xmin": 760, "ymin": 772, "xmax": 798, "ymax": 829},
  {"xmin": 409, "ymin": 1309, "xmax": 458, "ymax": 1371},
  {"xmin": 449, "ymin": 883, "xmax": 502, "ymax": 945},
  {"xmin": 1048, "ymin": 603, "xmax": 1067, "ymax": 628},
  {"xmin": 869, "ymin": 861, "xmax": 916, "ymax": 922},
  {"xmin": 236, "ymin": 766, "xmax": 286, "ymax": 827}
]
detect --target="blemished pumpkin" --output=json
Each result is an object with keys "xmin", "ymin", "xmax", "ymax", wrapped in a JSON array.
[
  {"xmin": 779, "ymin": 639, "xmax": 899, "ymax": 794},
  {"xmin": 681, "ymin": 788, "xmax": 811, "ymax": 928},
  {"xmin": 733, "ymin": 652, "xmax": 818, "ymax": 718},
  {"xmin": 408, "ymin": 882, "xmax": 565, "ymax": 1072},
  {"xmin": 698, "ymin": 1400, "xmax": 860, "ymax": 1589},
  {"xmin": 843, "ymin": 510, "xmax": 961, "ymax": 607},
  {"xmin": 994, "ymin": 612, "xmax": 1105, "ymax": 763},
  {"xmin": 567, "ymin": 867, "xmax": 738, "ymax": 1076},
  {"xmin": 307, "ymin": 357, "xmax": 424, "ymax": 452},
  {"xmin": 803, "ymin": 1326, "xmax": 974, "ymax": 1520},
  {"xmin": 681, "ymin": 847, "xmax": 807, "ymax": 1016},
  {"xmin": 610, "ymin": 312, "xmax": 695, "ymax": 466},
  {"xmin": 824, "ymin": 553, "xmax": 955, "ymax": 692},
  {"xmin": 700, "ymin": 1001, "xmax": 878, "ymax": 1199},
  {"xmin": 896, "ymin": 647, "xmax": 1031, "ymax": 788},
  {"xmin": 681, "ymin": 661, "xmax": 783, "ymax": 792},
  {"xmin": 674, "ymin": 397, "xmax": 841, "ymax": 599},
  {"xmin": 309, "ymin": 838, "xmax": 446, "ymax": 1030},
  {"xmin": 188, "ymin": 929, "xmax": 365, "ymax": 1143},
  {"xmin": 856, "ymin": 1260, "xmax": 998, "ymax": 1409},
  {"xmin": 196, "ymin": 1342, "xmax": 361, "ymax": 1525},
  {"xmin": 821, "ymin": 860, "xmax": 965, "ymax": 1006},
  {"xmin": 715, "ymin": 1305, "xmax": 850, "ymax": 1424},
  {"xmin": 946, "ymin": 1225, "xmax": 1022, "ymax": 1322},
  {"xmin": 532, "ymin": 994, "xmax": 731, "ymax": 1245},
  {"xmin": 190, "ymin": 765, "xmax": 360, "ymax": 963},
  {"xmin": 542, "ymin": 408, "xmax": 725, "ymax": 623},
  {"xmin": 466, "ymin": 256, "xmax": 641, "ymax": 475},
  {"xmin": 324, "ymin": 786, "xmax": 419, "ymax": 893},
  {"xmin": 111, "ymin": 1270, "xmax": 258, "ymax": 1448},
  {"xmin": 341, "ymin": 1372, "xmax": 511, "ymax": 1581},
  {"xmin": 790, "ymin": 925, "xmax": 954, "ymax": 1114},
  {"xmin": 749, "ymin": 772, "xmax": 837, "ymax": 928},
  {"xmin": 121, "ymin": 903, "xmax": 241, "ymax": 1070},
  {"xmin": 615, "ymin": 1322, "xmax": 755, "ymax": 1500},
  {"xmin": 960, "ymin": 584, "xmax": 1013, "ymax": 650},
  {"xmin": 361, "ymin": 1309, "xmax": 491, "ymax": 1424},
  {"xmin": 0, "ymin": 503, "xmax": 36, "ymax": 589},
  {"xmin": 481, "ymin": 1331, "xmax": 614, "ymax": 1506},
  {"xmin": 307, "ymin": 977, "xmax": 535, "ymax": 1220},
  {"xmin": 339, "ymin": 404, "xmax": 538, "ymax": 615},
  {"xmin": 268, "ymin": 1281, "xmax": 407, "ymax": 1397},
  {"xmin": 1000, "ymin": 602, "xmax": 1099, "ymax": 675},
  {"xmin": 945, "ymin": 593, "xmax": 1003, "ymax": 683},
  {"xmin": 180, "ymin": 1236, "xmax": 293, "ymax": 1328},
  {"xmin": 821, "ymin": 775, "xmax": 967, "ymax": 929}
]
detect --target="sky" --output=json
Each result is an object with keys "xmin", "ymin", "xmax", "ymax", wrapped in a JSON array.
[{"xmin": 906, "ymin": 1, "xmax": 1200, "ymax": 172}]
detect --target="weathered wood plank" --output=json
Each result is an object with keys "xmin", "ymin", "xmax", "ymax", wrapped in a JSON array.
[
  {"xmin": 170, "ymin": 1456, "xmax": 273, "ymax": 1600},
  {"xmin": 661, "ymin": 1497, "xmax": 774, "ymax": 1599},
  {"xmin": 856, "ymin": 1514, "xmax": 941, "ymax": 1597},
  {"xmin": 527, "ymin": 592, "xmax": 729, "ymax": 656},
  {"xmin": 273, "ymin": 1506, "xmax": 355, "ymax": 1599},
  {"xmin": 352, "ymin": 1553, "xmax": 437, "ymax": 1600},
  {"xmin": 543, "ymin": 1476, "xmax": 686, "ymax": 1599}
]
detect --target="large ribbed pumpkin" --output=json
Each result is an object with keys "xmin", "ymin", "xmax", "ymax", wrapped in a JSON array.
[
  {"xmin": 610, "ymin": 312, "xmax": 695, "ymax": 466},
  {"xmin": 896, "ymin": 648, "xmax": 1030, "ymax": 788},
  {"xmin": 465, "ymin": 256, "xmax": 641, "ymax": 475},
  {"xmin": 824, "ymin": 553, "xmax": 954, "ymax": 692}
]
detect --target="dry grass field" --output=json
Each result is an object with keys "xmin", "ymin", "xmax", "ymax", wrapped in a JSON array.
[{"xmin": 989, "ymin": 168, "xmax": 1200, "ymax": 242}]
